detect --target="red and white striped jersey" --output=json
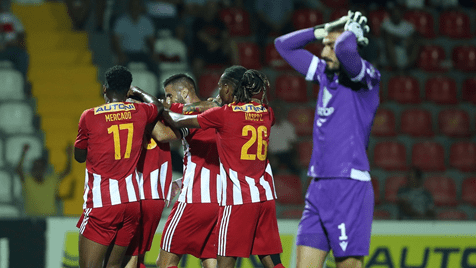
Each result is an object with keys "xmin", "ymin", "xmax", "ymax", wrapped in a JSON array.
[
  {"xmin": 170, "ymin": 103, "xmax": 221, "ymax": 204},
  {"xmin": 137, "ymin": 138, "xmax": 172, "ymax": 201},
  {"xmin": 75, "ymin": 102, "xmax": 158, "ymax": 208},
  {"xmin": 197, "ymin": 102, "xmax": 277, "ymax": 206}
]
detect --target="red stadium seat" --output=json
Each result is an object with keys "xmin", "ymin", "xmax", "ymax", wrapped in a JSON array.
[
  {"xmin": 287, "ymin": 107, "xmax": 314, "ymax": 136},
  {"xmin": 321, "ymin": 0, "xmax": 349, "ymax": 8},
  {"xmin": 373, "ymin": 209, "xmax": 391, "ymax": 220},
  {"xmin": 425, "ymin": 76, "xmax": 457, "ymax": 104},
  {"xmin": 265, "ymin": 43, "xmax": 292, "ymax": 70},
  {"xmin": 424, "ymin": 176, "xmax": 457, "ymax": 207},
  {"xmin": 219, "ymin": 8, "xmax": 251, "ymax": 37},
  {"xmin": 450, "ymin": 142, "xmax": 476, "ymax": 172},
  {"xmin": 305, "ymin": 43, "xmax": 324, "ymax": 58},
  {"xmin": 439, "ymin": 11, "xmax": 471, "ymax": 39},
  {"xmin": 404, "ymin": 10, "xmax": 435, "ymax": 38},
  {"xmin": 274, "ymin": 174, "xmax": 304, "ymax": 205},
  {"xmin": 330, "ymin": 8, "xmax": 348, "ymax": 22},
  {"xmin": 385, "ymin": 175, "xmax": 407, "ymax": 203},
  {"xmin": 411, "ymin": 142, "xmax": 445, "ymax": 172},
  {"xmin": 452, "ymin": 46, "xmax": 476, "ymax": 72},
  {"xmin": 368, "ymin": 9, "xmax": 388, "ymax": 37},
  {"xmin": 237, "ymin": 42, "xmax": 262, "ymax": 70},
  {"xmin": 462, "ymin": 177, "xmax": 476, "ymax": 206},
  {"xmin": 374, "ymin": 141, "xmax": 407, "ymax": 171},
  {"xmin": 387, "ymin": 75, "xmax": 421, "ymax": 104},
  {"xmin": 297, "ymin": 139, "xmax": 313, "ymax": 167},
  {"xmin": 292, "ymin": 9, "xmax": 324, "ymax": 30},
  {"xmin": 418, "ymin": 45, "xmax": 447, "ymax": 72},
  {"xmin": 400, "ymin": 109, "xmax": 433, "ymax": 137},
  {"xmin": 462, "ymin": 78, "xmax": 476, "ymax": 104},
  {"xmin": 438, "ymin": 109, "xmax": 470, "ymax": 137},
  {"xmin": 198, "ymin": 72, "xmax": 221, "ymax": 98},
  {"xmin": 275, "ymin": 74, "xmax": 308, "ymax": 103},
  {"xmin": 371, "ymin": 108, "xmax": 396, "ymax": 137},
  {"xmin": 372, "ymin": 177, "xmax": 381, "ymax": 205},
  {"xmin": 437, "ymin": 210, "xmax": 468, "ymax": 220}
]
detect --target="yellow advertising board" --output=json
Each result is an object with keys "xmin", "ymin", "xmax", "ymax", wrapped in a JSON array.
[{"xmin": 46, "ymin": 219, "xmax": 476, "ymax": 268}]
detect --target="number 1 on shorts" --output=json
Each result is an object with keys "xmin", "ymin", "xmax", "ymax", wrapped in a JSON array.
[{"xmin": 338, "ymin": 223, "xmax": 348, "ymax": 241}]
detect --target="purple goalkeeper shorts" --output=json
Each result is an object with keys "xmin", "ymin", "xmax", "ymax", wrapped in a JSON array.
[{"xmin": 296, "ymin": 178, "xmax": 374, "ymax": 257}]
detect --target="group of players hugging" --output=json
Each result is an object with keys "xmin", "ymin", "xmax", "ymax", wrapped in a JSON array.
[{"xmin": 74, "ymin": 9, "xmax": 380, "ymax": 268}]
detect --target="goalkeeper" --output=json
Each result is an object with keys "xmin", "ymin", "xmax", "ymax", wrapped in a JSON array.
[{"xmin": 275, "ymin": 11, "xmax": 381, "ymax": 268}]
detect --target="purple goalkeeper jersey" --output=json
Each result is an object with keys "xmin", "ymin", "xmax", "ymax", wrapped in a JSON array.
[{"xmin": 275, "ymin": 28, "xmax": 381, "ymax": 180}]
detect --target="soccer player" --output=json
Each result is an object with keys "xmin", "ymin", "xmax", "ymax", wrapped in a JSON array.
[
  {"xmin": 162, "ymin": 66, "xmax": 285, "ymax": 268},
  {"xmin": 74, "ymin": 65, "xmax": 163, "ymax": 268},
  {"xmin": 124, "ymin": 119, "xmax": 178, "ymax": 268},
  {"xmin": 156, "ymin": 74, "xmax": 221, "ymax": 268},
  {"xmin": 274, "ymin": 11, "xmax": 380, "ymax": 268}
]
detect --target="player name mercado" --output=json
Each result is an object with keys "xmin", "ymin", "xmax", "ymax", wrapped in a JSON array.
[
  {"xmin": 105, "ymin": 112, "xmax": 132, "ymax": 122},
  {"xmin": 245, "ymin": 113, "xmax": 263, "ymax": 121}
]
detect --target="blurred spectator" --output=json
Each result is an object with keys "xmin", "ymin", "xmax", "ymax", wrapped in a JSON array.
[
  {"xmin": 0, "ymin": 2, "xmax": 29, "ymax": 77},
  {"xmin": 111, "ymin": 0, "xmax": 157, "ymax": 73},
  {"xmin": 397, "ymin": 167, "xmax": 436, "ymax": 220},
  {"xmin": 356, "ymin": 8, "xmax": 380, "ymax": 69},
  {"xmin": 268, "ymin": 100, "xmax": 300, "ymax": 175},
  {"xmin": 381, "ymin": 4, "xmax": 420, "ymax": 71},
  {"xmin": 144, "ymin": 0, "xmax": 181, "ymax": 31},
  {"xmin": 16, "ymin": 144, "xmax": 73, "ymax": 217},
  {"xmin": 64, "ymin": 0, "xmax": 90, "ymax": 31},
  {"xmin": 428, "ymin": 0, "xmax": 458, "ymax": 9},
  {"xmin": 153, "ymin": 26, "xmax": 189, "ymax": 73},
  {"xmin": 191, "ymin": 0, "xmax": 238, "ymax": 78},
  {"xmin": 380, "ymin": 2, "xmax": 420, "ymax": 73},
  {"xmin": 184, "ymin": 0, "xmax": 206, "ymax": 18},
  {"xmin": 254, "ymin": 0, "xmax": 294, "ymax": 54}
]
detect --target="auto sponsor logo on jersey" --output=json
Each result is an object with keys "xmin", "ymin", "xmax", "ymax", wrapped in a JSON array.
[
  {"xmin": 317, "ymin": 87, "xmax": 334, "ymax": 127},
  {"xmin": 232, "ymin": 103, "xmax": 268, "ymax": 113},
  {"xmin": 94, "ymin": 103, "xmax": 136, "ymax": 115}
]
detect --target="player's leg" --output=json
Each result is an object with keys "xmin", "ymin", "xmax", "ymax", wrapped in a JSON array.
[
  {"xmin": 258, "ymin": 254, "xmax": 286, "ymax": 268},
  {"xmin": 156, "ymin": 250, "xmax": 182, "ymax": 268},
  {"xmin": 295, "ymin": 246, "xmax": 328, "ymax": 268},
  {"xmin": 104, "ymin": 244, "xmax": 129, "ymax": 268},
  {"xmin": 320, "ymin": 178, "xmax": 374, "ymax": 267},
  {"xmin": 111, "ymin": 202, "xmax": 141, "ymax": 268},
  {"xmin": 123, "ymin": 255, "xmax": 138, "ymax": 268},
  {"xmin": 216, "ymin": 204, "xmax": 259, "ymax": 267},
  {"xmin": 78, "ymin": 234, "xmax": 109, "ymax": 268},
  {"xmin": 335, "ymin": 256, "xmax": 364, "ymax": 268},
  {"xmin": 201, "ymin": 258, "xmax": 217, "ymax": 268},
  {"xmin": 295, "ymin": 179, "xmax": 331, "ymax": 268},
  {"xmin": 250, "ymin": 200, "xmax": 284, "ymax": 268},
  {"xmin": 217, "ymin": 256, "xmax": 237, "ymax": 268}
]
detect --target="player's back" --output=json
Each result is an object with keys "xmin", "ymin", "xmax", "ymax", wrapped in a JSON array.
[
  {"xmin": 216, "ymin": 101, "xmax": 276, "ymax": 205},
  {"xmin": 137, "ymin": 138, "xmax": 172, "ymax": 200},
  {"xmin": 170, "ymin": 103, "xmax": 221, "ymax": 204},
  {"xmin": 77, "ymin": 101, "xmax": 157, "ymax": 208}
]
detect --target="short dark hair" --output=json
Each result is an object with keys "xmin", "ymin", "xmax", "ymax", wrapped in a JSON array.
[
  {"xmin": 163, "ymin": 73, "xmax": 196, "ymax": 89},
  {"xmin": 105, "ymin": 65, "xmax": 133, "ymax": 95}
]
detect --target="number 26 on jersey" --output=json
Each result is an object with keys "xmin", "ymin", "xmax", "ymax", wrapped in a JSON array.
[{"xmin": 241, "ymin": 125, "xmax": 268, "ymax": 161}]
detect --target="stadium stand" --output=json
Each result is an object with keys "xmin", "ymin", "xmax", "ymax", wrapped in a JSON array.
[
  {"xmin": 438, "ymin": 109, "xmax": 471, "ymax": 137},
  {"xmin": 265, "ymin": 43, "xmax": 293, "ymax": 70},
  {"xmin": 0, "ymin": 170, "xmax": 13, "ymax": 203},
  {"xmin": 411, "ymin": 142, "xmax": 445, "ymax": 172},
  {"xmin": 274, "ymin": 174, "xmax": 304, "ymax": 205},
  {"xmin": 462, "ymin": 177, "xmax": 476, "ymax": 206},
  {"xmin": 0, "ymin": 101, "xmax": 35, "ymax": 134},
  {"xmin": 450, "ymin": 142, "xmax": 476, "ymax": 172},
  {"xmin": 424, "ymin": 176, "xmax": 458, "ymax": 207},
  {"xmin": 384, "ymin": 175, "xmax": 407, "ymax": 204},
  {"xmin": 374, "ymin": 141, "xmax": 407, "ymax": 171},
  {"xmin": 462, "ymin": 77, "xmax": 476, "ymax": 104},
  {"xmin": 437, "ymin": 209, "xmax": 468, "ymax": 220},
  {"xmin": 371, "ymin": 108, "xmax": 396, "ymax": 137},
  {"xmin": 0, "ymin": 69, "xmax": 25, "ymax": 100},
  {"xmin": 219, "ymin": 7, "xmax": 251, "ymax": 37},
  {"xmin": 417, "ymin": 45, "xmax": 447, "ymax": 72},
  {"xmin": 452, "ymin": 45, "xmax": 476, "ymax": 72},
  {"xmin": 439, "ymin": 10, "xmax": 471, "ymax": 39},
  {"xmin": 424, "ymin": 76, "xmax": 458, "ymax": 104},
  {"xmin": 387, "ymin": 75, "xmax": 421, "ymax": 103},
  {"xmin": 292, "ymin": 9, "xmax": 323, "ymax": 30},
  {"xmin": 297, "ymin": 139, "xmax": 313, "ymax": 168},
  {"xmin": 400, "ymin": 109, "xmax": 433, "ymax": 137},
  {"xmin": 404, "ymin": 10, "xmax": 435, "ymax": 38},
  {"xmin": 275, "ymin": 73, "xmax": 308, "ymax": 102},
  {"xmin": 372, "ymin": 177, "xmax": 381, "ymax": 205},
  {"xmin": 237, "ymin": 42, "xmax": 262, "ymax": 70},
  {"xmin": 367, "ymin": 9, "xmax": 388, "ymax": 37},
  {"xmin": 287, "ymin": 107, "xmax": 314, "ymax": 136}
]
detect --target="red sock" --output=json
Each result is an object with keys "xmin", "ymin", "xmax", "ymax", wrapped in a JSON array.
[
  {"xmin": 139, "ymin": 263, "xmax": 146, "ymax": 268},
  {"xmin": 167, "ymin": 266, "xmax": 178, "ymax": 268},
  {"xmin": 274, "ymin": 264, "xmax": 285, "ymax": 268}
]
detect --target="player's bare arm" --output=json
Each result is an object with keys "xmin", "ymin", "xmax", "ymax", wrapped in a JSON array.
[
  {"xmin": 182, "ymin": 95, "xmax": 222, "ymax": 114},
  {"xmin": 128, "ymin": 86, "xmax": 164, "ymax": 115},
  {"xmin": 74, "ymin": 147, "xmax": 87, "ymax": 163},
  {"xmin": 163, "ymin": 110, "xmax": 200, "ymax": 129},
  {"xmin": 151, "ymin": 120, "xmax": 181, "ymax": 143}
]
